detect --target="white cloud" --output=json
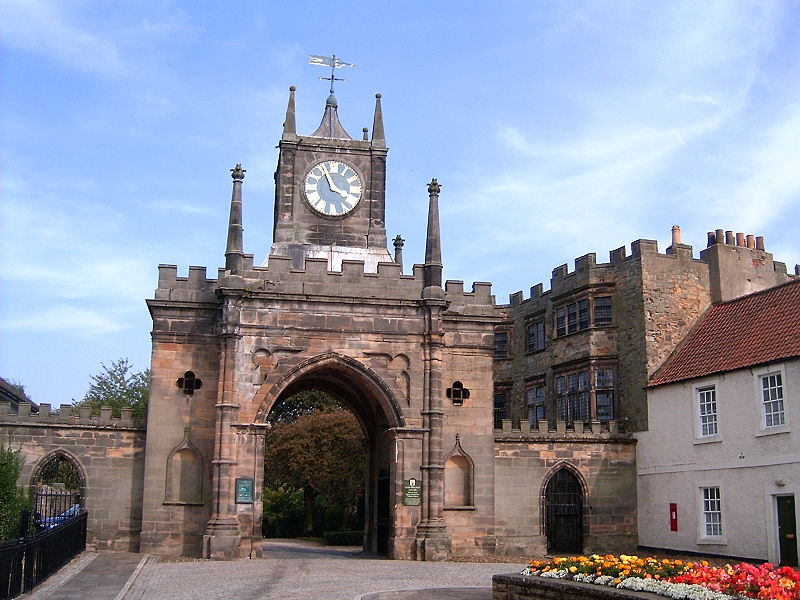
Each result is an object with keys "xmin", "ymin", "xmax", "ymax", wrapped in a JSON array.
[
  {"xmin": 0, "ymin": 0, "xmax": 123, "ymax": 74},
  {"xmin": 0, "ymin": 305, "xmax": 128, "ymax": 335}
]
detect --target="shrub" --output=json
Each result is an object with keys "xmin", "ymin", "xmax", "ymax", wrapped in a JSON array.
[
  {"xmin": 324, "ymin": 505, "xmax": 345, "ymax": 532},
  {"xmin": 0, "ymin": 446, "xmax": 27, "ymax": 540},
  {"xmin": 262, "ymin": 485, "xmax": 304, "ymax": 538}
]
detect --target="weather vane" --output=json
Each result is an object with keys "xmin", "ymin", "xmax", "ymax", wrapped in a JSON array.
[{"xmin": 309, "ymin": 54, "xmax": 355, "ymax": 94}]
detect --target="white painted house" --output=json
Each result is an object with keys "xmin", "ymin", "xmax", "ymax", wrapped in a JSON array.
[{"xmin": 637, "ymin": 279, "xmax": 799, "ymax": 566}]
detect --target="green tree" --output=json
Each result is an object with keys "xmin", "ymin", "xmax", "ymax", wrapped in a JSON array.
[
  {"xmin": 267, "ymin": 389, "xmax": 342, "ymax": 424},
  {"xmin": 0, "ymin": 446, "xmax": 28, "ymax": 540},
  {"xmin": 264, "ymin": 408, "xmax": 365, "ymax": 535},
  {"xmin": 5, "ymin": 378, "xmax": 32, "ymax": 402},
  {"xmin": 76, "ymin": 358, "xmax": 150, "ymax": 418}
]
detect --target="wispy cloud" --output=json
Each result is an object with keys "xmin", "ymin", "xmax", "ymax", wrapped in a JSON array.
[
  {"xmin": 0, "ymin": 0, "xmax": 123, "ymax": 74},
  {"xmin": 0, "ymin": 305, "xmax": 129, "ymax": 336}
]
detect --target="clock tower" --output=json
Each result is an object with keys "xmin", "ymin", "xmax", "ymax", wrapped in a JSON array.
[{"xmin": 269, "ymin": 86, "xmax": 392, "ymax": 271}]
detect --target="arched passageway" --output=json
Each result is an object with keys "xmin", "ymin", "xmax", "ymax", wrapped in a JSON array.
[{"xmin": 256, "ymin": 353, "xmax": 404, "ymax": 556}]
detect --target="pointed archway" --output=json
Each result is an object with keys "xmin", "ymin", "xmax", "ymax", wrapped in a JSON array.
[
  {"xmin": 254, "ymin": 352, "xmax": 405, "ymax": 556},
  {"xmin": 543, "ymin": 465, "xmax": 584, "ymax": 554}
]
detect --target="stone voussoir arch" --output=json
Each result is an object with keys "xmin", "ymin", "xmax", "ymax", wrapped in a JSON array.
[
  {"xmin": 30, "ymin": 449, "xmax": 87, "ymax": 489},
  {"xmin": 252, "ymin": 351, "xmax": 406, "ymax": 429},
  {"xmin": 539, "ymin": 460, "xmax": 589, "ymax": 500}
]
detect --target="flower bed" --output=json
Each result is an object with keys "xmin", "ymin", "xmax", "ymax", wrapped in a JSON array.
[{"xmin": 516, "ymin": 555, "xmax": 800, "ymax": 600}]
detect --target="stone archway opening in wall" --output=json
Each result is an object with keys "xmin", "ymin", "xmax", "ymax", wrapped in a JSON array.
[
  {"xmin": 254, "ymin": 353, "xmax": 405, "ymax": 558},
  {"xmin": 30, "ymin": 450, "xmax": 86, "ymax": 529},
  {"xmin": 543, "ymin": 466, "xmax": 584, "ymax": 554}
]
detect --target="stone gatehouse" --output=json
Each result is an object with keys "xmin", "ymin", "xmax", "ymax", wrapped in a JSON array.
[{"xmin": 2, "ymin": 86, "xmax": 794, "ymax": 560}]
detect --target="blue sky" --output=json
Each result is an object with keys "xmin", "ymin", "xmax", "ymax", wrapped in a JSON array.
[{"xmin": 2, "ymin": 1, "xmax": 799, "ymax": 407}]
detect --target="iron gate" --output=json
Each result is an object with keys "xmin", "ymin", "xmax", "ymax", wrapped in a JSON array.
[{"xmin": 544, "ymin": 468, "xmax": 583, "ymax": 554}]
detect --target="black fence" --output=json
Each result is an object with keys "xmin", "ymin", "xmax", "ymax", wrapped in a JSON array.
[
  {"xmin": 33, "ymin": 490, "xmax": 82, "ymax": 531},
  {"xmin": 0, "ymin": 510, "xmax": 87, "ymax": 600}
]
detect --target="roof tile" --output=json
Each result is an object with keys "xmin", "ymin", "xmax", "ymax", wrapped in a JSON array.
[{"xmin": 649, "ymin": 279, "xmax": 800, "ymax": 386}]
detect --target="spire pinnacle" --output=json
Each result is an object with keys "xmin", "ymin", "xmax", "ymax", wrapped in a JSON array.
[
  {"xmin": 282, "ymin": 86, "xmax": 296, "ymax": 137},
  {"xmin": 423, "ymin": 179, "xmax": 443, "ymax": 292},
  {"xmin": 371, "ymin": 93, "xmax": 386, "ymax": 147},
  {"xmin": 225, "ymin": 164, "xmax": 245, "ymax": 273}
]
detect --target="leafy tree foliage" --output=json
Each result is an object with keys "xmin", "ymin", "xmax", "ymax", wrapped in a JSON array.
[
  {"xmin": 0, "ymin": 446, "xmax": 28, "ymax": 540},
  {"xmin": 267, "ymin": 389, "xmax": 343, "ymax": 424},
  {"xmin": 5, "ymin": 379, "xmax": 32, "ymax": 402},
  {"xmin": 76, "ymin": 358, "xmax": 150, "ymax": 418},
  {"xmin": 264, "ymin": 406, "xmax": 365, "ymax": 535},
  {"xmin": 38, "ymin": 455, "xmax": 82, "ymax": 491}
]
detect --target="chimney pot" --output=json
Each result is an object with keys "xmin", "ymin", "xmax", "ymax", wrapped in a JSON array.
[
  {"xmin": 715, "ymin": 229, "xmax": 724, "ymax": 245},
  {"xmin": 707, "ymin": 232, "xmax": 716, "ymax": 247},
  {"xmin": 746, "ymin": 234, "xmax": 755, "ymax": 249},
  {"xmin": 736, "ymin": 232, "xmax": 745, "ymax": 247},
  {"xmin": 756, "ymin": 236, "xmax": 765, "ymax": 251},
  {"xmin": 725, "ymin": 230, "xmax": 735, "ymax": 245},
  {"xmin": 671, "ymin": 225, "xmax": 682, "ymax": 246}
]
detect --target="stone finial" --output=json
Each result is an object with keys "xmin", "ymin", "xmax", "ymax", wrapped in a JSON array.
[
  {"xmin": 362, "ymin": 127, "xmax": 369, "ymax": 141},
  {"xmin": 393, "ymin": 234, "xmax": 405, "ymax": 270},
  {"xmin": 230, "ymin": 164, "xmax": 246, "ymax": 181},
  {"xmin": 427, "ymin": 178, "xmax": 441, "ymax": 195}
]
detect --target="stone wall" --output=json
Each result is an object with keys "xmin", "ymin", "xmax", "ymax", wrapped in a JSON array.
[
  {"xmin": 497, "ymin": 232, "xmax": 794, "ymax": 432},
  {"xmin": 492, "ymin": 423, "xmax": 637, "ymax": 556},
  {"xmin": 0, "ymin": 403, "xmax": 146, "ymax": 551},
  {"xmin": 493, "ymin": 574, "xmax": 662, "ymax": 600}
]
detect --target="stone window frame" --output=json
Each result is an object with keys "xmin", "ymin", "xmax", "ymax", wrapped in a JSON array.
[
  {"xmin": 493, "ymin": 327, "xmax": 510, "ymax": 360},
  {"xmin": 553, "ymin": 292, "xmax": 614, "ymax": 338},
  {"xmin": 692, "ymin": 379, "xmax": 721, "ymax": 444},
  {"xmin": 525, "ymin": 317, "xmax": 546, "ymax": 353},
  {"xmin": 753, "ymin": 364, "xmax": 789, "ymax": 437},
  {"xmin": 525, "ymin": 379, "xmax": 546, "ymax": 428},
  {"xmin": 553, "ymin": 361, "xmax": 617, "ymax": 425},
  {"xmin": 493, "ymin": 386, "xmax": 511, "ymax": 429}
]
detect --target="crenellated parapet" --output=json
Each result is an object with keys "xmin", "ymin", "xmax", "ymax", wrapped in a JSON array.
[
  {"xmin": 494, "ymin": 418, "xmax": 630, "ymax": 441},
  {"xmin": 153, "ymin": 253, "xmax": 497, "ymax": 312},
  {"xmin": 502, "ymin": 226, "xmax": 794, "ymax": 307},
  {"xmin": 0, "ymin": 402, "xmax": 146, "ymax": 429}
]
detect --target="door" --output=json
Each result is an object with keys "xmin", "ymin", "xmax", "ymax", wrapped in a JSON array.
[
  {"xmin": 777, "ymin": 495, "xmax": 798, "ymax": 566},
  {"xmin": 376, "ymin": 469, "xmax": 391, "ymax": 554},
  {"xmin": 545, "ymin": 468, "xmax": 583, "ymax": 554}
]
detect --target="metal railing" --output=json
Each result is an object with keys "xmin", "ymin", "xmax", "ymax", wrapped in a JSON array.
[{"xmin": 0, "ymin": 510, "xmax": 87, "ymax": 600}]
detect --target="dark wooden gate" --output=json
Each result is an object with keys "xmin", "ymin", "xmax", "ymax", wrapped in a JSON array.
[{"xmin": 544, "ymin": 468, "xmax": 583, "ymax": 554}]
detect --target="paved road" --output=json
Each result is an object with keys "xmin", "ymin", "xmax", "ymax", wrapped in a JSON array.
[{"xmin": 25, "ymin": 540, "xmax": 525, "ymax": 600}]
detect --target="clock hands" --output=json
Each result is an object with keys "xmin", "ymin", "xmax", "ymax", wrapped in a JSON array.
[{"xmin": 320, "ymin": 164, "xmax": 349, "ymax": 199}]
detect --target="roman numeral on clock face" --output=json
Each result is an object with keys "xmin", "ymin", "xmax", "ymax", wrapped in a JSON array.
[{"xmin": 303, "ymin": 160, "xmax": 363, "ymax": 217}]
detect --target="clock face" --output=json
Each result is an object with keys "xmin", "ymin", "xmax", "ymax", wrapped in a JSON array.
[{"xmin": 303, "ymin": 160, "xmax": 363, "ymax": 217}]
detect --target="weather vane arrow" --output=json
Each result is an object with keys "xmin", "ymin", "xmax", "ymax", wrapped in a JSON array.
[{"xmin": 309, "ymin": 54, "xmax": 355, "ymax": 94}]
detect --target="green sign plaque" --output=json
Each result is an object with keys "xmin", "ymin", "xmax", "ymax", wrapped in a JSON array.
[
  {"xmin": 403, "ymin": 478, "xmax": 422, "ymax": 506},
  {"xmin": 235, "ymin": 477, "xmax": 254, "ymax": 504}
]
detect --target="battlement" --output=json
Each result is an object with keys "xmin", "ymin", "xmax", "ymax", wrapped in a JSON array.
[
  {"xmin": 504, "ymin": 226, "xmax": 793, "ymax": 306},
  {"xmin": 0, "ymin": 402, "xmax": 146, "ymax": 429},
  {"xmin": 154, "ymin": 253, "xmax": 497, "ymax": 311},
  {"xmin": 494, "ymin": 418, "xmax": 631, "ymax": 441}
]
